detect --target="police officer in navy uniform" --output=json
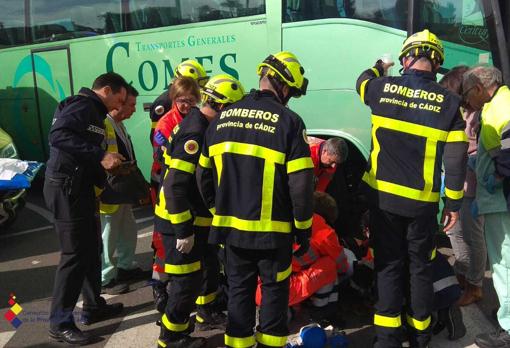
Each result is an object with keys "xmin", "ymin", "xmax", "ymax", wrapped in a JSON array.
[
  {"xmin": 197, "ymin": 51, "xmax": 314, "ymax": 348},
  {"xmin": 45, "ymin": 72, "xmax": 129, "ymax": 345},
  {"xmin": 356, "ymin": 30, "xmax": 468, "ymax": 347}
]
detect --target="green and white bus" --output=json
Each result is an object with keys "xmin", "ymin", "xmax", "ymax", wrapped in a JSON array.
[{"xmin": 0, "ymin": 0, "xmax": 508, "ymax": 230}]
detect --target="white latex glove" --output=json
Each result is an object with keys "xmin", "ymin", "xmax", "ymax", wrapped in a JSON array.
[{"xmin": 176, "ymin": 234, "xmax": 195, "ymax": 254}]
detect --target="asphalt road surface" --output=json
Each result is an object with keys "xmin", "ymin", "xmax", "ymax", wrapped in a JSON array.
[{"xmin": 0, "ymin": 182, "xmax": 501, "ymax": 347}]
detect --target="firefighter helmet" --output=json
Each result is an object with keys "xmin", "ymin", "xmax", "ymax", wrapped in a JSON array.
[
  {"xmin": 257, "ymin": 51, "xmax": 308, "ymax": 97},
  {"xmin": 175, "ymin": 59, "xmax": 209, "ymax": 87},
  {"xmin": 398, "ymin": 29, "xmax": 444, "ymax": 65},
  {"xmin": 201, "ymin": 74, "xmax": 245, "ymax": 105}
]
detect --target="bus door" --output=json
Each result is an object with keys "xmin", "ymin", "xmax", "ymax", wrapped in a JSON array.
[{"xmin": 30, "ymin": 46, "xmax": 74, "ymax": 159}]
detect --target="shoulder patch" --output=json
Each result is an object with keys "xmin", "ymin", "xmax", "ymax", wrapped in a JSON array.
[
  {"xmin": 303, "ymin": 130, "xmax": 310, "ymax": 144},
  {"xmin": 184, "ymin": 140, "xmax": 199, "ymax": 155}
]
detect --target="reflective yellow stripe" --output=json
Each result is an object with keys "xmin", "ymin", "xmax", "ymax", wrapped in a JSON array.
[
  {"xmin": 422, "ymin": 139, "xmax": 436, "ymax": 193},
  {"xmin": 104, "ymin": 120, "xmax": 119, "ymax": 153},
  {"xmin": 363, "ymin": 172, "xmax": 440, "ymax": 202},
  {"xmin": 194, "ymin": 216, "xmax": 213, "ymax": 227},
  {"xmin": 371, "ymin": 67, "xmax": 381, "ymax": 77},
  {"xmin": 255, "ymin": 332, "xmax": 288, "ymax": 347},
  {"xmin": 446, "ymin": 130, "xmax": 468, "ymax": 143},
  {"xmin": 100, "ymin": 203, "xmax": 120, "ymax": 215},
  {"xmin": 209, "ymin": 142, "xmax": 286, "ymax": 164},
  {"xmin": 360, "ymin": 79, "xmax": 369, "ymax": 103},
  {"xmin": 152, "ymin": 121, "xmax": 158, "ymax": 129},
  {"xmin": 157, "ymin": 339, "xmax": 167, "ymax": 347},
  {"xmin": 163, "ymin": 152, "xmax": 172, "ymax": 166},
  {"xmin": 214, "ymin": 155, "xmax": 223, "ymax": 186},
  {"xmin": 445, "ymin": 187, "xmax": 464, "ymax": 200},
  {"xmin": 224, "ymin": 334, "xmax": 256, "ymax": 348},
  {"xmin": 372, "ymin": 115, "xmax": 449, "ymax": 141},
  {"xmin": 294, "ymin": 218, "xmax": 312, "ymax": 230},
  {"xmin": 167, "ymin": 210, "xmax": 192, "ymax": 224},
  {"xmin": 287, "ymin": 157, "xmax": 314, "ymax": 174},
  {"xmin": 276, "ymin": 264, "xmax": 292, "ymax": 282},
  {"xmin": 195, "ymin": 314, "xmax": 204, "ymax": 323},
  {"xmin": 94, "ymin": 186, "xmax": 104, "ymax": 197},
  {"xmin": 169, "ymin": 158, "xmax": 196, "ymax": 174},
  {"xmin": 430, "ymin": 248, "xmax": 437, "ymax": 260},
  {"xmin": 261, "ymin": 161, "xmax": 275, "ymax": 220},
  {"xmin": 209, "ymin": 207, "xmax": 216, "ymax": 215},
  {"xmin": 199, "ymin": 154, "xmax": 212, "ymax": 168},
  {"xmin": 155, "ymin": 198, "xmax": 193, "ymax": 224},
  {"xmin": 196, "ymin": 291, "xmax": 216, "ymax": 305},
  {"xmin": 161, "ymin": 314, "xmax": 189, "ymax": 332},
  {"xmin": 374, "ymin": 314, "xmax": 402, "ymax": 328},
  {"xmin": 406, "ymin": 315, "xmax": 431, "ymax": 331},
  {"xmin": 213, "ymin": 215, "xmax": 292, "ymax": 233},
  {"xmin": 164, "ymin": 261, "xmax": 201, "ymax": 274}
]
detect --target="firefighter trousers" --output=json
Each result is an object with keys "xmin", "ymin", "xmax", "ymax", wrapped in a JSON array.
[
  {"xmin": 44, "ymin": 176, "xmax": 103, "ymax": 331},
  {"xmin": 225, "ymin": 244, "xmax": 292, "ymax": 348},
  {"xmin": 161, "ymin": 227, "xmax": 220, "ymax": 335},
  {"xmin": 370, "ymin": 208, "xmax": 436, "ymax": 348}
]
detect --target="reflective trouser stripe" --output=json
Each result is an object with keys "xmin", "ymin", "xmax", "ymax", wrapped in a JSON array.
[
  {"xmin": 276, "ymin": 264, "xmax": 292, "ymax": 282},
  {"xmin": 406, "ymin": 314, "xmax": 431, "ymax": 331},
  {"xmin": 255, "ymin": 332, "xmax": 288, "ymax": 347},
  {"xmin": 161, "ymin": 314, "xmax": 189, "ymax": 332},
  {"xmin": 164, "ymin": 261, "xmax": 201, "ymax": 274},
  {"xmin": 196, "ymin": 291, "xmax": 217, "ymax": 305},
  {"xmin": 224, "ymin": 334, "xmax": 256, "ymax": 348},
  {"xmin": 374, "ymin": 314, "xmax": 402, "ymax": 328}
]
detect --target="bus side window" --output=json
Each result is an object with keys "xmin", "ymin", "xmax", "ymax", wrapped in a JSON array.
[{"xmin": 0, "ymin": 1, "xmax": 27, "ymax": 48}]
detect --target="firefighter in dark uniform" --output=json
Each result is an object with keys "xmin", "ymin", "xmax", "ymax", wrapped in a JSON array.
[
  {"xmin": 44, "ymin": 72, "xmax": 129, "ymax": 345},
  {"xmin": 155, "ymin": 74, "xmax": 245, "ymax": 348},
  {"xmin": 197, "ymin": 51, "xmax": 314, "ymax": 348},
  {"xmin": 149, "ymin": 59, "xmax": 209, "ymax": 143},
  {"xmin": 355, "ymin": 30, "xmax": 468, "ymax": 347}
]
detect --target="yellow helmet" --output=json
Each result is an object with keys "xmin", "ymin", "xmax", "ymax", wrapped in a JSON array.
[
  {"xmin": 175, "ymin": 59, "xmax": 209, "ymax": 87},
  {"xmin": 399, "ymin": 29, "xmax": 444, "ymax": 65},
  {"xmin": 257, "ymin": 51, "xmax": 308, "ymax": 97},
  {"xmin": 201, "ymin": 74, "xmax": 245, "ymax": 105}
]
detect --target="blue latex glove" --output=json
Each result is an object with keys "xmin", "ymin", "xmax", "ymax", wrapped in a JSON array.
[
  {"xmin": 471, "ymin": 199, "xmax": 479, "ymax": 218},
  {"xmin": 154, "ymin": 130, "xmax": 168, "ymax": 147}
]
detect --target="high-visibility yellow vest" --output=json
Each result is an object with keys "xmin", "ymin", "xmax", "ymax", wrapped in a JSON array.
[{"xmin": 99, "ymin": 118, "xmax": 120, "ymax": 215}]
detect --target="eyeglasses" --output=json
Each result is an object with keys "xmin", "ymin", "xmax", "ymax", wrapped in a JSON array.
[{"xmin": 175, "ymin": 98, "xmax": 197, "ymax": 106}]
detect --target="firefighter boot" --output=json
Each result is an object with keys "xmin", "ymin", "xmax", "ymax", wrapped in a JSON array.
[
  {"xmin": 157, "ymin": 326, "xmax": 206, "ymax": 348},
  {"xmin": 195, "ymin": 304, "xmax": 227, "ymax": 331},
  {"xmin": 152, "ymin": 280, "xmax": 168, "ymax": 314}
]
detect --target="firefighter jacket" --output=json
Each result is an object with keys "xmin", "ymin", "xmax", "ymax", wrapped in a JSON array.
[
  {"xmin": 475, "ymin": 85, "xmax": 510, "ymax": 214},
  {"xmin": 292, "ymin": 214, "xmax": 349, "ymax": 274},
  {"xmin": 151, "ymin": 104, "xmax": 184, "ymax": 184},
  {"xmin": 154, "ymin": 107, "xmax": 212, "ymax": 239},
  {"xmin": 309, "ymin": 137, "xmax": 337, "ymax": 192},
  {"xmin": 196, "ymin": 89, "xmax": 314, "ymax": 249},
  {"xmin": 149, "ymin": 88, "xmax": 172, "ymax": 143},
  {"xmin": 356, "ymin": 67, "xmax": 468, "ymax": 217},
  {"xmin": 46, "ymin": 87, "xmax": 107, "ymax": 187}
]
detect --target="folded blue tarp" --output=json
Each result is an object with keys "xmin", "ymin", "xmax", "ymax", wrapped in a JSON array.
[{"xmin": 0, "ymin": 162, "xmax": 43, "ymax": 190}]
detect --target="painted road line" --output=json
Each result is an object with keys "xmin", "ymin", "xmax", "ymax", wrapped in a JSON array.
[
  {"xmin": 104, "ymin": 308, "xmax": 160, "ymax": 348},
  {"xmin": 137, "ymin": 231, "xmax": 153, "ymax": 239},
  {"xmin": 0, "ymin": 225, "xmax": 53, "ymax": 239},
  {"xmin": 25, "ymin": 202, "xmax": 54, "ymax": 223}
]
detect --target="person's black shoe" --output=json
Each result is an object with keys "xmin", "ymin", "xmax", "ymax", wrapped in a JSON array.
[
  {"xmin": 442, "ymin": 305, "xmax": 466, "ymax": 340},
  {"xmin": 152, "ymin": 280, "xmax": 168, "ymax": 313},
  {"xmin": 195, "ymin": 306, "xmax": 227, "ymax": 331},
  {"xmin": 476, "ymin": 329, "xmax": 510, "ymax": 348},
  {"xmin": 101, "ymin": 280, "xmax": 129, "ymax": 295},
  {"xmin": 80, "ymin": 302, "xmax": 124, "ymax": 325},
  {"xmin": 49, "ymin": 327, "xmax": 90, "ymax": 345},
  {"xmin": 117, "ymin": 267, "xmax": 146, "ymax": 282}
]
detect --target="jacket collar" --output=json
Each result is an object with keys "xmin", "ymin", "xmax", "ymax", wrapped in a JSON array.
[
  {"xmin": 78, "ymin": 87, "xmax": 108, "ymax": 117},
  {"xmin": 402, "ymin": 69, "xmax": 437, "ymax": 81}
]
